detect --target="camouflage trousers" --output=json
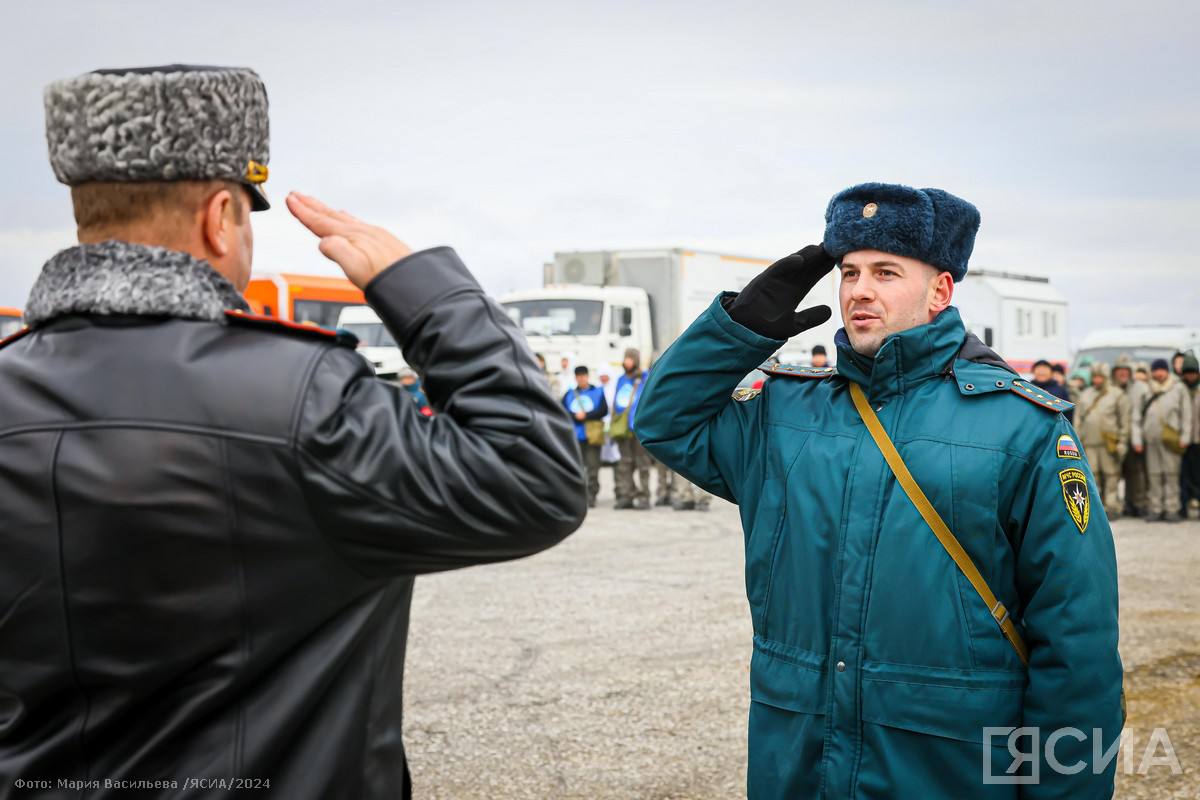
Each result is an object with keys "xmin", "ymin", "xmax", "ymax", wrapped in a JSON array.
[
  {"xmin": 1146, "ymin": 441, "xmax": 1182, "ymax": 516},
  {"xmin": 576, "ymin": 440, "xmax": 601, "ymax": 503},
  {"xmin": 1122, "ymin": 449, "xmax": 1148, "ymax": 513},
  {"xmin": 654, "ymin": 460, "xmax": 673, "ymax": 503},
  {"xmin": 615, "ymin": 437, "xmax": 653, "ymax": 502},
  {"xmin": 1082, "ymin": 442, "xmax": 1123, "ymax": 517},
  {"xmin": 673, "ymin": 478, "xmax": 711, "ymax": 509}
]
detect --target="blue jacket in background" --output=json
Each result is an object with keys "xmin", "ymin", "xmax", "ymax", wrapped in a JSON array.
[
  {"xmin": 635, "ymin": 295, "xmax": 1123, "ymax": 800},
  {"xmin": 563, "ymin": 384, "xmax": 607, "ymax": 442},
  {"xmin": 613, "ymin": 370, "xmax": 647, "ymax": 429}
]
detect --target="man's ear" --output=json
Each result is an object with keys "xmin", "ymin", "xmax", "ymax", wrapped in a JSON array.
[
  {"xmin": 930, "ymin": 271, "xmax": 954, "ymax": 313},
  {"xmin": 201, "ymin": 188, "xmax": 235, "ymax": 258}
]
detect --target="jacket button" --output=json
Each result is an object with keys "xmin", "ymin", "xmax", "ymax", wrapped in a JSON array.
[{"xmin": 836, "ymin": 660, "xmax": 846, "ymax": 672}]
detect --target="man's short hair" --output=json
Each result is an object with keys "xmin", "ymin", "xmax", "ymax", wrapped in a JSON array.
[
  {"xmin": 574, "ymin": 366, "xmax": 589, "ymax": 376},
  {"xmin": 1051, "ymin": 363, "xmax": 1066, "ymax": 375},
  {"xmin": 71, "ymin": 180, "xmax": 245, "ymax": 238},
  {"xmin": 1032, "ymin": 359, "xmax": 1052, "ymax": 371}
]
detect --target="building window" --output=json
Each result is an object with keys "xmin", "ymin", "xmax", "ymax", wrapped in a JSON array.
[{"xmin": 1017, "ymin": 307, "xmax": 1033, "ymax": 337}]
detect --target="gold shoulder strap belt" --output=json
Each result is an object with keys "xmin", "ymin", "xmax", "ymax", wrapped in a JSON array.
[{"xmin": 849, "ymin": 382, "xmax": 1030, "ymax": 667}]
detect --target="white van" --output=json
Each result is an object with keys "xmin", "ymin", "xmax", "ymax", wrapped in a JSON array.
[
  {"xmin": 1072, "ymin": 325, "xmax": 1200, "ymax": 373},
  {"xmin": 335, "ymin": 305, "xmax": 407, "ymax": 378}
]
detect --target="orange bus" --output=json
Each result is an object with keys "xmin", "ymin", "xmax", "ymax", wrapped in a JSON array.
[
  {"xmin": 243, "ymin": 274, "xmax": 364, "ymax": 329},
  {"xmin": 0, "ymin": 307, "xmax": 23, "ymax": 338}
]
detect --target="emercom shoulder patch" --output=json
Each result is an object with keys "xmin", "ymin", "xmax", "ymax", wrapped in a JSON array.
[
  {"xmin": 1059, "ymin": 467, "xmax": 1090, "ymax": 534},
  {"xmin": 732, "ymin": 387, "xmax": 761, "ymax": 402},
  {"xmin": 1056, "ymin": 434, "xmax": 1081, "ymax": 460}
]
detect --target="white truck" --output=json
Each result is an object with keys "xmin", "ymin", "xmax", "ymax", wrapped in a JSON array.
[
  {"xmin": 1071, "ymin": 325, "xmax": 1200, "ymax": 374},
  {"xmin": 335, "ymin": 305, "xmax": 407, "ymax": 378},
  {"xmin": 498, "ymin": 248, "xmax": 839, "ymax": 372}
]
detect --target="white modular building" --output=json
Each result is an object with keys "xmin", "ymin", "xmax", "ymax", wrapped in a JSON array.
[{"xmin": 953, "ymin": 270, "xmax": 1070, "ymax": 373}]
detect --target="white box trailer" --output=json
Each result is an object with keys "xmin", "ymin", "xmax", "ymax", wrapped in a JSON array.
[
  {"xmin": 953, "ymin": 270, "xmax": 1070, "ymax": 373},
  {"xmin": 499, "ymin": 248, "xmax": 839, "ymax": 373}
]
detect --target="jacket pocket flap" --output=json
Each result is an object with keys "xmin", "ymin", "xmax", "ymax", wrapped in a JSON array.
[
  {"xmin": 860, "ymin": 661, "xmax": 1025, "ymax": 744},
  {"xmin": 749, "ymin": 636, "xmax": 827, "ymax": 715}
]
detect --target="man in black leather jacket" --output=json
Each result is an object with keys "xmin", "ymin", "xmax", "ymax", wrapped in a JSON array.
[{"xmin": 0, "ymin": 65, "xmax": 585, "ymax": 798}]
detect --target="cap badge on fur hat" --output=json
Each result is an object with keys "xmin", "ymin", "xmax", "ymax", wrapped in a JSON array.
[{"xmin": 824, "ymin": 182, "xmax": 980, "ymax": 282}]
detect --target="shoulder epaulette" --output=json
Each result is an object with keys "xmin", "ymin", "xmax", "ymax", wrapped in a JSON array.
[
  {"xmin": 224, "ymin": 310, "xmax": 358, "ymax": 348},
  {"xmin": 0, "ymin": 325, "xmax": 32, "ymax": 351},
  {"xmin": 758, "ymin": 363, "xmax": 837, "ymax": 380},
  {"xmin": 1008, "ymin": 379, "xmax": 1074, "ymax": 413}
]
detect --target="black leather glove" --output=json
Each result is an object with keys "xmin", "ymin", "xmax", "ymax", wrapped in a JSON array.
[{"xmin": 726, "ymin": 244, "xmax": 836, "ymax": 340}]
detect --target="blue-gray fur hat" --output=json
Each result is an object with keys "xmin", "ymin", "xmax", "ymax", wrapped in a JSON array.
[
  {"xmin": 44, "ymin": 65, "xmax": 271, "ymax": 211},
  {"xmin": 823, "ymin": 182, "xmax": 980, "ymax": 281}
]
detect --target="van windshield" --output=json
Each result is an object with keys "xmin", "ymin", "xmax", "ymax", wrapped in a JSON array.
[
  {"xmin": 502, "ymin": 299, "xmax": 604, "ymax": 336},
  {"xmin": 1073, "ymin": 346, "xmax": 1177, "ymax": 371},
  {"xmin": 342, "ymin": 322, "xmax": 397, "ymax": 348}
]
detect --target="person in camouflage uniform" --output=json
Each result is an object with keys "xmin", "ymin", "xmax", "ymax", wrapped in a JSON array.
[
  {"xmin": 1076, "ymin": 362, "xmax": 1131, "ymax": 518},
  {"xmin": 1113, "ymin": 355, "xmax": 1149, "ymax": 516},
  {"xmin": 1142, "ymin": 358, "xmax": 1194, "ymax": 522}
]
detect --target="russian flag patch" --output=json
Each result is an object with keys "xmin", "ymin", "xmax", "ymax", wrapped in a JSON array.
[{"xmin": 1057, "ymin": 434, "xmax": 1081, "ymax": 460}]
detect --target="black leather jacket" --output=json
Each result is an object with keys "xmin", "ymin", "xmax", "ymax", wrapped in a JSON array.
[{"xmin": 0, "ymin": 246, "xmax": 586, "ymax": 798}]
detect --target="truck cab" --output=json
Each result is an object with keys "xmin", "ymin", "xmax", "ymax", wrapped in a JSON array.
[
  {"xmin": 500, "ymin": 285, "xmax": 652, "ymax": 372},
  {"xmin": 335, "ymin": 305, "xmax": 407, "ymax": 378}
]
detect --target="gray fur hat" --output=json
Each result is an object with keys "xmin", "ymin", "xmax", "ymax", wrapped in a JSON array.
[{"xmin": 44, "ymin": 64, "xmax": 271, "ymax": 210}]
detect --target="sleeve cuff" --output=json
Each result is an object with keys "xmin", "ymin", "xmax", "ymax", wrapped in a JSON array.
[{"xmin": 364, "ymin": 246, "xmax": 482, "ymax": 343}]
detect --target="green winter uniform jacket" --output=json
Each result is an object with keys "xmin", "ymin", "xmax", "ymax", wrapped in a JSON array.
[{"xmin": 635, "ymin": 296, "xmax": 1123, "ymax": 800}]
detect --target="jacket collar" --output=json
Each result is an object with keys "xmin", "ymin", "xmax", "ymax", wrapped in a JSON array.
[
  {"xmin": 834, "ymin": 306, "xmax": 967, "ymax": 402},
  {"xmin": 24, "ymin": 240, "xmax": 248, "ymax": 327}
]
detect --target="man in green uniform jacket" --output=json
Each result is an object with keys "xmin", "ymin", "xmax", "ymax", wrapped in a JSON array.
[{"xmin": 636, "ymin": 183, "xmax": 1123, "ymax": 799}]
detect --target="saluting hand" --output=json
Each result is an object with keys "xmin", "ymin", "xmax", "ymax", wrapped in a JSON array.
[
  {"xmin": 726, "ymin": 244, "xmax": 836, "ymax": 340},
  {"xmin": 286, "ymin": 192, "xmax": 413, "ymax": 290}
]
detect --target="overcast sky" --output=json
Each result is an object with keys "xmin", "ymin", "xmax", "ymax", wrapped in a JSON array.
[{"xmin": 1, "ymin": 1, "xmax": 1196, "ymax": 344}]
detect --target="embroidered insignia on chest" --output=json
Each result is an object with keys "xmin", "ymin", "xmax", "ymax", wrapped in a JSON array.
[
  {"xmin": 732, "ymin": 387, "xmax": 761, "ymax": 402},
  {"xmin": 1056, "ymin": 434, "xmax": 1081, "ymax": 460},
  {"xmin": 1059, "ymin": 467, "xmax": 1090, "ymax": 534}
]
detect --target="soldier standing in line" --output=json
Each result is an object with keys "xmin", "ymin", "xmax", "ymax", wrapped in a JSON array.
[
  {"xmin": 1179, "ymin": 353, "xmax": 1200, "ymax": 519},
  {"xmin": 1113, "ymin": 354, "xmax": 1150, "ymax": 517},
  {"xmin": 1142, "ymin": 358, "xmax": 1194, "ymax": 522},
  {"xmin": 1076, "ymin": 362, "xmax": 1131, "ymax": 518},
  {"xmin": 612, "ymin": 347, "xmax": 653, "ymax": 509}
]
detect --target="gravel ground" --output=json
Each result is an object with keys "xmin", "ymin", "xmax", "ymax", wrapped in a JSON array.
[{"xmin": 403, "ymin": 468, "xmax": 1200, "ymax": 798}]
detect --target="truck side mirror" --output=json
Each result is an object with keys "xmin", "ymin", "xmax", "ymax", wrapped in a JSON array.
[{"xmin": 619, "ymin": 307, "xmax": 633, "ymax": 336}]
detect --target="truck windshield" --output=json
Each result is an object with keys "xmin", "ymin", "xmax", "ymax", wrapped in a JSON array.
[
  {"xmin": 341, "ymin": 322, "xmax": 397, "ymax": 348},
  {"xmin": 502, "ymin": 299, "xmax": 604, "ymax": 336},
  {"xmin": 0, "ymin": 317, "xmax": 21, "ymax": 338}
]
